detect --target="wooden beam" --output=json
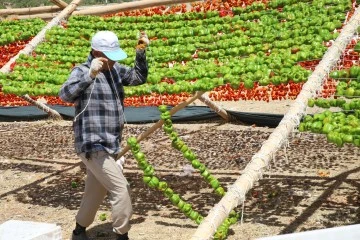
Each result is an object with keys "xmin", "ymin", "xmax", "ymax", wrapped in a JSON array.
[
  {"xmin": 8, "ymin": 0, "xmax": 199, "ymax": 20},
  {"xmin": 116, "ymin": 91, "xmax": 205, "ymax": 160},
  {"xmin": 73, "ymin": 0, "xmax": 199, "ymax": 16},
  {"xmin": 7, "ymin": 12, "xmax": 59, "ymax": 20},
  {"xmin": 0, "ymin": 5, "xmax": 61, "ymax": 16},
  {"xmin": 21, "ymin": 95, "xmax": 62, "ymax": 120},
  {"xmin": 198, "ymin": 94, "xmax": 229, "ymax": 121},
  {"xmin": 49, "ymin": 0, "xmax": 68, "ymax": 9}
]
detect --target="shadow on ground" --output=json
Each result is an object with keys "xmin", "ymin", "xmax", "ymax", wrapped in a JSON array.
[{"xmin": 2, "ymin": 161, "xmax": 359, "ymax": 235}]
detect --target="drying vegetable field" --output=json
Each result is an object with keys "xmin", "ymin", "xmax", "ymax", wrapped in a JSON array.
[{"xmin": 0, "ymin": 0, "xmax": 360, "ymax": 239}]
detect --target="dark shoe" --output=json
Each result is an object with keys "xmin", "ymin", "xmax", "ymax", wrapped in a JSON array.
[
  {"xmin": 72, "ymin": 231, "xmax": 90, "ymax": 240},
  {"xmin": 116, "ymin": 232, "xmax": 129, "ymax": 240},
  {"xmin": 72, "ymin": 222, "xmax": 89, "ymax": 240}
]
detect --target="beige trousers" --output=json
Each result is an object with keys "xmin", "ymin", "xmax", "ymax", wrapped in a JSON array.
[{"xmin": 76, "ymin": 151, "xmax": 132, "ymax": 234}]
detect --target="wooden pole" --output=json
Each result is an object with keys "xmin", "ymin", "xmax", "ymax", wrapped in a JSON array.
[
  {"xmin": 49, "ymin": 0, "xmax": 69, "ymax": 9},
  {"xmin": 0, "ymin": 6, "xmax": 61, "ymax": 16},
  {"xmin": 9, "ymin": 0, "xmax": 199, "ymax": 20},
  {"xmin": 7, "ymin": 12, "xmax": 59, "ymax": 20},
  {"xmin": 73, "ymin": 0, "xmax": 199, "ymax": 16},
  {"xmin": 0, "ymin": 0, "xmax": 83, "ymax": 120},
  {"xmin": 198, "ymin": 94, "xmax": 229, "ymax": 121},
  {"xmin": 190, "ymin": 7, "xmax": 360, "ymax": 240},
  {"xmin": 116, "ymin": 91, "xmax": 205, "ymax": 160},
  {"xmin": 21, "ymin": 95, "xmax": 62, "ymax": 120}
]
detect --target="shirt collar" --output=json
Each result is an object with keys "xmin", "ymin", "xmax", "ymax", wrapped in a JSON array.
[{"xmin": 85, "ymin": 52, "xmax": 95, "ymax": 67}]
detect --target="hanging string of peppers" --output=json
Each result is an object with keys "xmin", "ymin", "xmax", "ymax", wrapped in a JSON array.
[{"xmin": 127, "ymin": 105, "xmax": 241, "ymax": 239}]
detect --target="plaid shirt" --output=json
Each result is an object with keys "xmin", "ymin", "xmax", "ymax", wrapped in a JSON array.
[{"xmin": 59, "ymin": 50, "xmax": 148, "ymax": 154}]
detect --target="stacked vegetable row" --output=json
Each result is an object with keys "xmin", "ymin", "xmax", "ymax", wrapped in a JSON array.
[
  {"xmin": 299, "ymin": 107, "xmax": 360, "ymax": 147},
  {"xmin": 299, "ymin": 57, "xmax": 360, "ymax": 148},
  {"xmin": 0, "ymin": 18, "xmax": 46, "ymax": 68},
  {"xmin": 299, "ymin": 24, "xmax": 360, "ymax": 147},
  {"xmin": 0, "ymin": 0, "xmax": 350, "ymax": 102},
  {"xmin": 0, "ymin": 18, "xmax": 45, "ymax": 46}
]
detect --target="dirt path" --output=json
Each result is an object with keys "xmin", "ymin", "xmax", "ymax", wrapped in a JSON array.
[{"xmin": 0, "ymin": 117, "xmax": 359, "ymax": 240}]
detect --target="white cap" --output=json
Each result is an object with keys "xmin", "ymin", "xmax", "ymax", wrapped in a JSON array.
[{"xmin": 91, "ymin": 31, "xmax": 127, "ymax": 61}]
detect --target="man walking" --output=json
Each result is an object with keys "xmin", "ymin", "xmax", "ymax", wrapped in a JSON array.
[{"xmin": 60, "ymin": 30, "xmax": 149, "ymax": 240}]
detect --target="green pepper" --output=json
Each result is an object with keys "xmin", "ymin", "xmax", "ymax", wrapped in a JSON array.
[
  {"xmin": 163, "ymin": 125, "xmax": 173, "ymax": 134},
  {"xmin": 143, "ymin": 165, "xmax": 154, "ymax": 176},
  {"xmin": 171, "ymin": 139, "xmax": 184, "ymax": 150},
  {"xmin": 127, "ymin": 136, "xmax": 138, "ymax": 147},
  {"xmin": 298, "ymin": 122, "xmax": 306, "ymax": 132},
  {"xmin": 349, "ymin": 66, "xmax": 360, "ymax": 78},
  {"xmin": 181, "ymin": 203, "xmax": 192, "ymax": 213},
  {"xmin": 177, "ymin": 199, "xmax": 185, "ymax": 209},
  {"xmin": 170, "ymin": 194, "xmax": 180, "ymax": 205},
  {"xmin": 137, "ymin": 159, "xmax": 148, "ymax": 170},
  {"xmin": 191, "ymin": 159, "xmax": 201, "ymax": 169},
  {"xmin": 161, "ymin": 112, "xmax": 171, "ymax": 120},
  {"xmin": 311, "ymin": 121, "xmax": 323, "ymax": 133},
  {"xmin": 147, "ymin": 176, "xmax": 159, "ymax": 188},
  {"xmin": 189, "ymin": 210, "xmax": 199, "ymax": 221},
  {"xmin": 99, "ymin": 213, "xmax": 107, "ymax": 221},
  {"xmin": 158, "ymin": 181, "xmax": 168, "ymax": 191},
  {"xmin": 336, "ymin": 99, "xmax": 346, "ymax": 107},
  {"xmin": 143, "ymin": 176, "xmax": 152, "ymax": 184},
  {"xmin": 164, "ymin": 119, "xmax": 172, "ymax": 126},
  {"xmin": 308, "ymin": 98, "xmax": 315, "ymax": 107},
  {"xmin": 180, "ymin": 144, "xmax": 189, "ymax": 153},
  {"xmin": 134, "ymin": 151, "xmax": 145, "ymax": 161},
  {"xmin": 244, "ymin": 79, "xmax": 254, "ymax": 89},
  {"xmin": 210, "ymin": 179, "xmax": 220, "ymax": 189},
  {"xmin": 131, "ymin": 143, "xmax": 141, "ymax": 154},
  {"xmin": 195, "ymin": 215, "xmax": 204, "ymax": 225},
  {"xmin": 169, "ymin": 132, "xmax": 178, "ymax": 140},
  {"xmin": 322, "ymin": 123, "xmax": 334, "ymax": 134},
  {"xmin": 198, "ymin": 164, "xmax": 206, "ymax": 173},
  {"xmin": 354, "ymin": 42, "xmax": 360, "ymax": 52},
  {"xmin": 164, "ymin": 188, "xmax": 174, "ymax": 198},
  {"xmin": 201, "ymin": 169, "xmax": 210, "ymax": 179},
  {"xmin": 342, "ymin": 134, "xmax": 353, "ymax": 143},
  {"xmin": 184, "ymin": 150, "xmax": 192, "ymax": 160},
  {"xmin": 215, "ymin": 187, "xmax": 225, "ymax": 196}
]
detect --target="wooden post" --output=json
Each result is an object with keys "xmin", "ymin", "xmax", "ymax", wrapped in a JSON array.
[
  {"xmin": 198, "ymin": 94, "xmax": 229, "ymax": 121},
  {"xmin": 49, "ymin": 0, "xmax": 68, "ymax": 9},
  {"xmin": 116, "ymin": 91, "xmax": 204, "ymax": 160},
  {"xmin": 0, "ymin": 0, "xmax": 83, "ymax": 120},
  {"xmin": 21, "ymin": 95, "xmax": 62, "ymax": 120}
]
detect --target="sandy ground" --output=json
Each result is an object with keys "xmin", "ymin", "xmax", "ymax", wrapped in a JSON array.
[{"xmin": 0, "ymin": 100, "xmax": 359, "ymax": 240}]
